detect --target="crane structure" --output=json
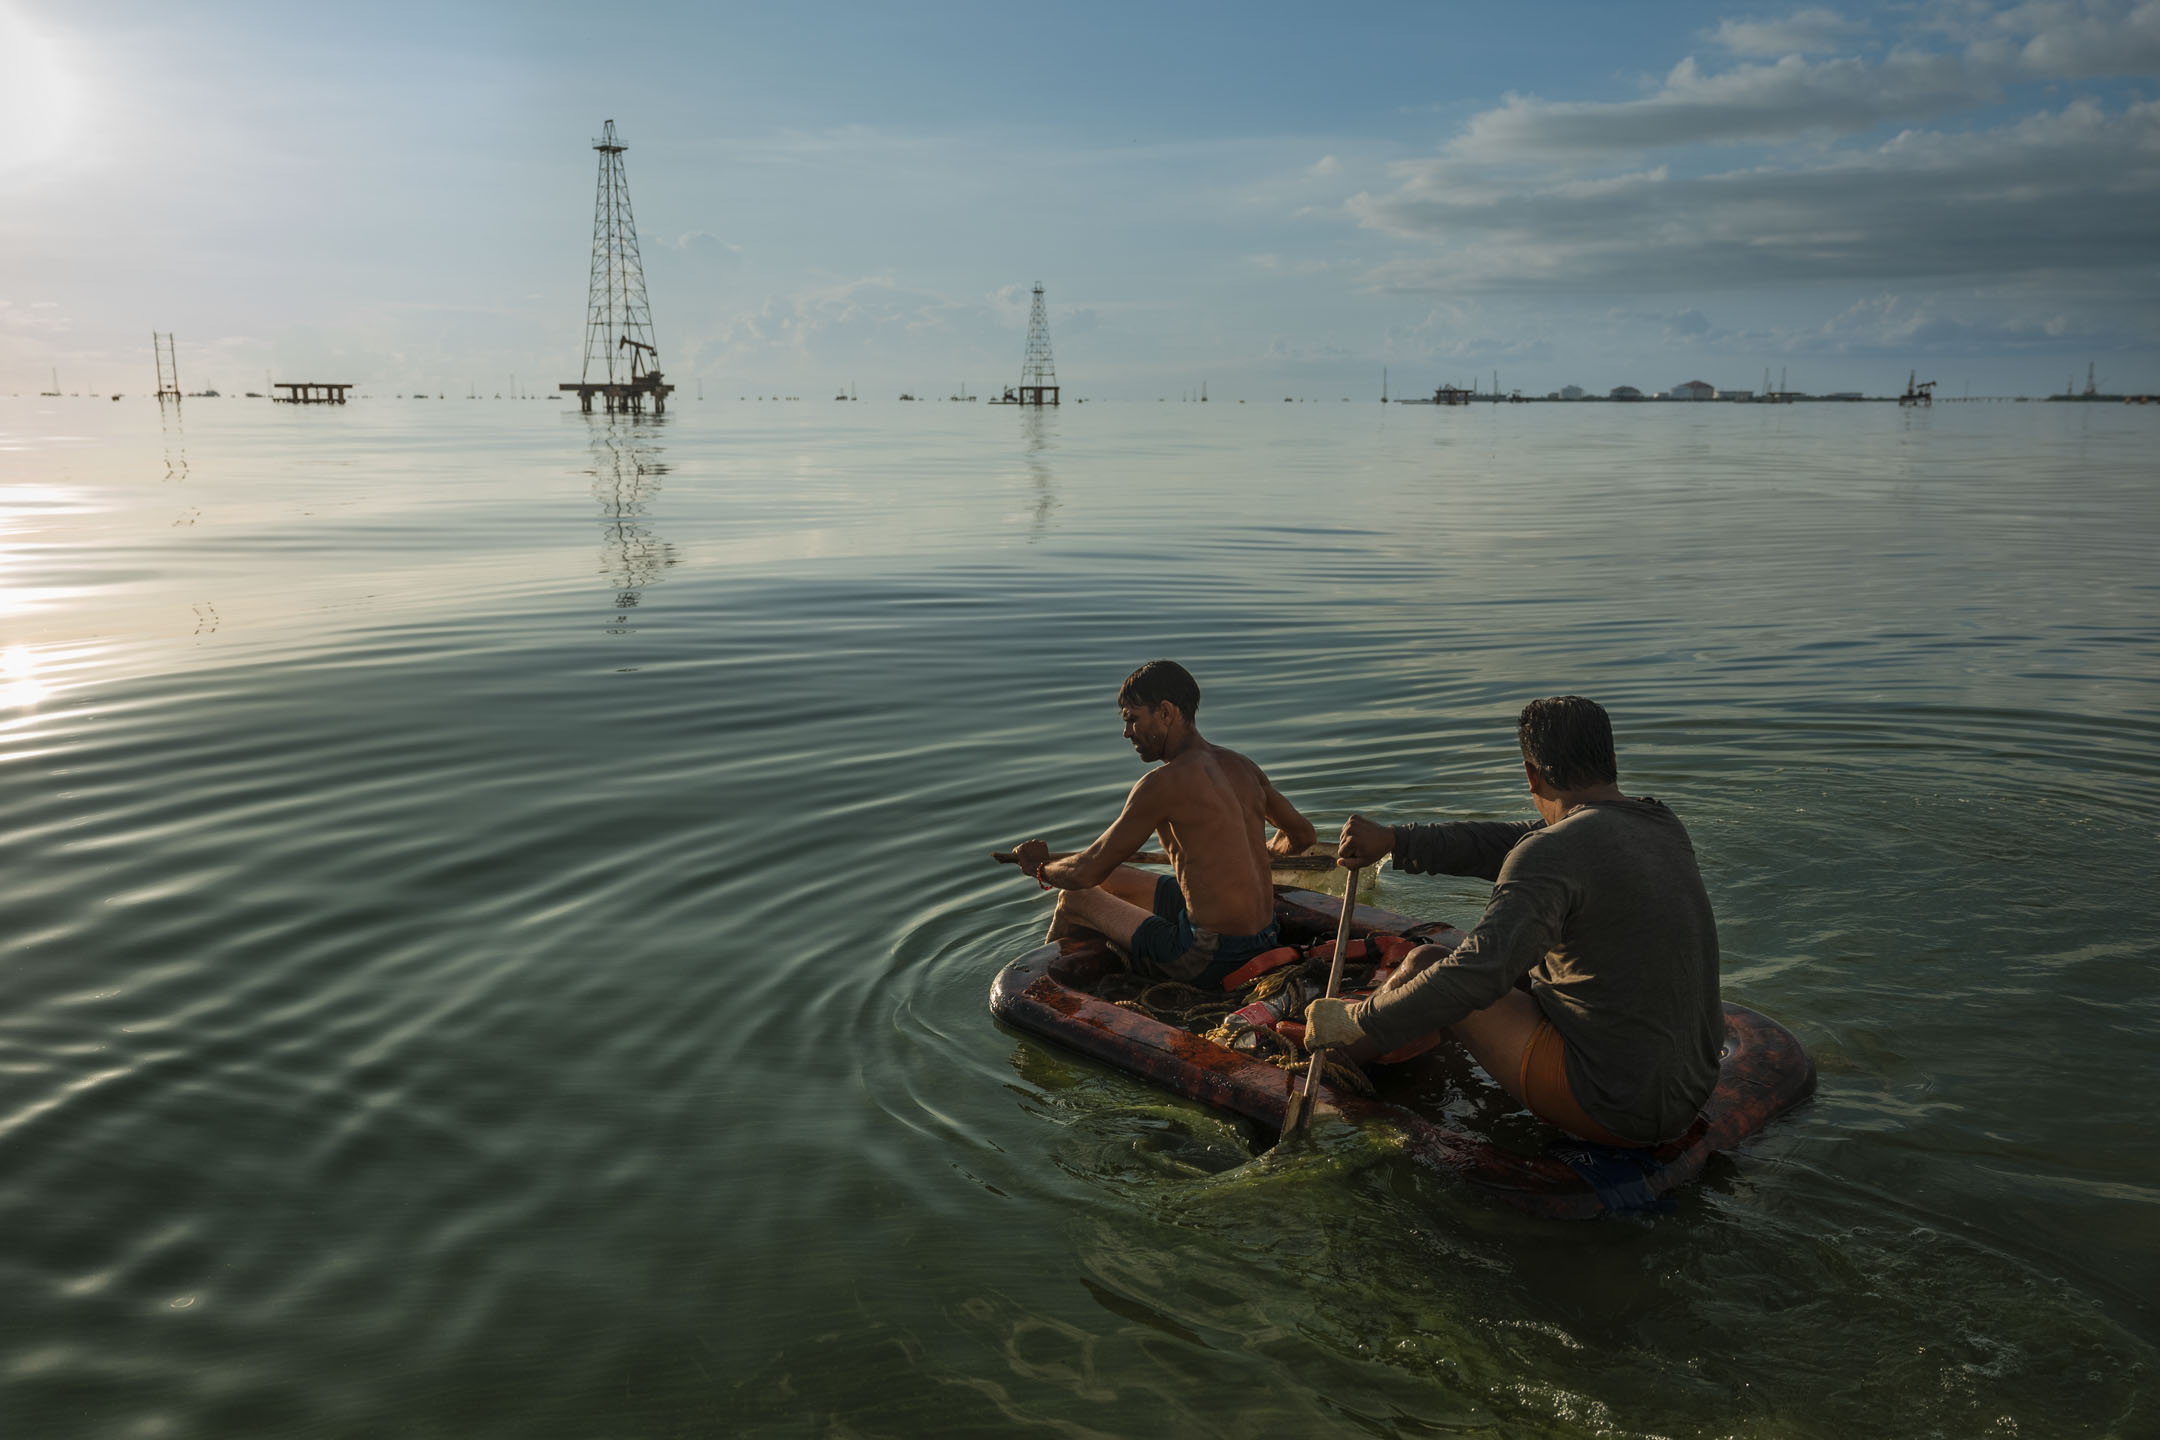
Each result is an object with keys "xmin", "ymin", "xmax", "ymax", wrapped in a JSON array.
[
  {"xmin": 561, "ymin": 120, "xmax": 673, "ymax": 415},
  {"xmin": 995, "ymin": 283, "xmax": 1059, "ymax": 405}
]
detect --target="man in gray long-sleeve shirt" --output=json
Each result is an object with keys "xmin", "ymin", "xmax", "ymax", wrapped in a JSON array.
[{"xmin": 1305, "ymin": 697, "xmax": 1723, "ymax": 1146}]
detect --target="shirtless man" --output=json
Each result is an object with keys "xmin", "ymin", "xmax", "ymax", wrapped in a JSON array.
[{"xmin": 1010, "ymin": 661, "xmax": 1316, "ymax": 989}]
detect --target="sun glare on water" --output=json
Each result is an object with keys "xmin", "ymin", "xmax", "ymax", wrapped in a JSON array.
[{"xmin": 1, "ymin": 647, "xmax": 47, "ymax": 710}]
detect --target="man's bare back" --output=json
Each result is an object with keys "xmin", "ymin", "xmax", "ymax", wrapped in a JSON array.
[
  {"xmin": 1011, "ymin": 662, "xmax": 1315, "ymax": 989},
  {"xmin": 1148, "ymin": 741, "xmax": 1282, "ymax": 935}
]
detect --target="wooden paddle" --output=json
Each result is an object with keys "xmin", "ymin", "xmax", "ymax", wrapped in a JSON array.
[
  {"xmin": 991, "ymin": 848, "xmax": 1341, "ymax": 872},
  {"xmin": 1277, "ymin": 866, "xmax": 1362, "ymax": 1143}
]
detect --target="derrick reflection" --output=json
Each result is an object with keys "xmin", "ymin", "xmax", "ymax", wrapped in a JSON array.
[
  {"xmin": 1019, "ymin": 406, "xmax": 1059, "ymax": 542},
  {"xmin": 585, "ymin": 416, "xmax": 677, "ymax": 630}
]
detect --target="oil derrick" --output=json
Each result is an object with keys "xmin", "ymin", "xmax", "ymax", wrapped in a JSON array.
[
  {"xmin": 153, "ymin": 333, "xmax": 181, "ymax": 403},
  {"xmin": 561, "ymin": 120, "xmax": 672, "ymax": 415},
  {"xmin": 1012, "ymin": 282, "xmax": 1059, "ymax": 405}
]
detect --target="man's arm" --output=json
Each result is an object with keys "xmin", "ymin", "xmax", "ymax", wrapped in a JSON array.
[
  {"xmin": 1258, "ymin": 770, "xmax": 1317, "ymax": 856},
  {"xmin": 1390, "ymin": 819, "xmax": 1542, "ymax": 880},
  {"xmin": 1347, "ymin": 864, "xmax": 1570, "ymax": 1050},
  {"xmin": 1030, "ymin": 774, "xmax": 1171, "ymax": 890}
]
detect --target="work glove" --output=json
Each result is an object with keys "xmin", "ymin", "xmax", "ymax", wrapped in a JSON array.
[{"xmin": 1303, "ymin": 997, "xmax": 1367, "ymax": 1052}]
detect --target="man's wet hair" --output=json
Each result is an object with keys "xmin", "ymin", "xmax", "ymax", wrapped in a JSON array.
[
  {"xmin": 1517, "ymin": 695, "xmax": 1618, "ymax": 791},
  {"xmin": 1119, "ymin": 660, "xmax": 1200, "ymax": 721}
]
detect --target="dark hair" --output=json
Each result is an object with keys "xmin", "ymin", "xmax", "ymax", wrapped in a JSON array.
[
  {"xmin": 1517, "ymin": 695, "xmax": 1617, "ymax": 791},
  {"xmin": 1118, "ymin": 660, "xmax": 1200, "ymax": 721}
]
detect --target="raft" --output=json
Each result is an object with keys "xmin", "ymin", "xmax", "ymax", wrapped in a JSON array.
[{"xmin": 990, "ymin": 887, "xmax": 1815, "ymax": 1219}]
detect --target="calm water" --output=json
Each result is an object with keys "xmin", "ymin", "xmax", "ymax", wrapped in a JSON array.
[{"xmin": 0, "ymin": 395, "xmax": 2154, "ymax": 1438}]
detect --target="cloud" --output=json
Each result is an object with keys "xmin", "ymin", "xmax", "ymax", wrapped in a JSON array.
[
  {"xmin": 1430, "ymin": 5, "xmax": 2160, "ymax": 167},
  {"xmin": 1972, "ymin": 0, "xmax": 2160, "ymax": 77},
  {"xmin": 1352, "ymin": 98, "xmax": 2160, "ymax": 293},
  {"xmin": 663, "ymin": 231, "xmax": 744, "ymax": 262},
  {"xmin": 1786, "ymin": 293, "xmax": 2130, "ymax": 356},
  {"xmin": 0, "ymin": 299, "xmax": 72, "ymax": 333},
  {"xmin": 1308, "ymin": 154, "xmax": 1343, "ymax": 177},
  {"xmin": 1711, "ymin": 8, "xmax": 1867, "ymax": 56},
  {"xmin": 678, "ymin": 274, "xmax": 1110, "ymax": 379},
  {"xmin": 1382, "ymin": 308, "xmax": 1558, "ymax": 364},
  {"xmin": 1585, "ymin": 292, "xmax": 2139, "ymax": 361},
  {"xmin": 1662, "ymin": 307, "xmax": 1714, "ymax": 337},
  {"xmin": 989, "ymin": 283, "xmax": 1033, "ymax": 327},
  {"xmin": 1261, "ymin": 336, "xmax": 1354, "ymax": 362},
  {"xmin": 1450, "ymin": 52, "xmax": 1994, "ymax": 161}
]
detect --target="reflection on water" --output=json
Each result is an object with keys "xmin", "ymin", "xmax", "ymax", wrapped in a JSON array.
[
  {"xmin": 1018, "ymin": 406, "xmax": 1058, "ymax": 541},
  {"xmin": 0, "ymin": 399, "xmax": 2153, "ymax": 1438},
  {"xmin": 585, "ymin": 415, "xmax": 675, "ymax": 625},
  {"xmin": 158, "ymin": 403, "xmax": 188, "ymax": 484}
]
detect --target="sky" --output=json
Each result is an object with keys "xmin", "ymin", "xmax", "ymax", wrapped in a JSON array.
[{"xmin": 2, "ymin": 0, "xmax": 2156, "ymax": 399}]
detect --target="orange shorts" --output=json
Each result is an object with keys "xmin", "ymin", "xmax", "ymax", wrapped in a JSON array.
[{"xmin": 1518, "ymin": 1017, "xmax": 1641, "ymax": 1149}]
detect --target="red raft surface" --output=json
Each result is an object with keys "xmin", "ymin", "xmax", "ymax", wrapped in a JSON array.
[{"xmin": 991, "ymin": 888, "xmax": 1816, "ymax": 1219}]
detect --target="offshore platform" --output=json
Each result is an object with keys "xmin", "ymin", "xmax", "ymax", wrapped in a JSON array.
[
  {"xmin": 992, "ymin": 283, "xmax": 1059, "ymax": 405},
  {"xmin": 561, "ymin": 120, "xmax": 673, "ymax": 415}
]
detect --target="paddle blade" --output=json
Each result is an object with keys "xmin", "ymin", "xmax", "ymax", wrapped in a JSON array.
[{"xmin": 1277, "ymin": 1054, "xmax": 1325, "ymax": 1143}]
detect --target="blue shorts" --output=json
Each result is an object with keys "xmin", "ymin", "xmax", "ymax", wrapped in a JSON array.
[{"xmin": 1121, "ymin": 873, "xmax": 1282, "ymax": 990}]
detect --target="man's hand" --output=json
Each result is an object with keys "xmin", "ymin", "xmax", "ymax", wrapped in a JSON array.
[
  {"xmin": 1266, "ymin": 829, "xmax": 1302, "ymax": 858},
  {"xmin": 1303, "ymin": 997, "xmax": 1367, "ymax": 1052},
  {"xmin": 1336, "ymin": 814, "xmax": 1395, "ymax": 869},
  {"xmin": 1011, "ymin": 838, "xmax": 1051, "ymax": 878}
]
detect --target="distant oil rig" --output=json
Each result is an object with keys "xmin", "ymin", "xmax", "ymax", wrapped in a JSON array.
[
  {"xmin": 2047, "ymin": 362, "xmax": 2126, "ymax": 403},
  {"xmin": 990, "ymin": 284, "xmax": 1059, "ymax": 405},
  {"xmin": 561, "ymin": 120, "xmax": 673, "ymax": 415}
]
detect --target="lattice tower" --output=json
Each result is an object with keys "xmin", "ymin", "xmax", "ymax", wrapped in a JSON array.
[
  {"xmin": 581, "ymin": 120, "xmax": 660, "ymax": 387},
  {"xmin": 153, "ymin": 333, "xmax": 181, "ymax": 401},
  {"xmin": 1021, "ymin": 283, "xmax": 1056, "ymax": 389}
]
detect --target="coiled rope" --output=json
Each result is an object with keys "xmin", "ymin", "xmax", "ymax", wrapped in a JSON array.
[{"xmin": 1090, "ymin": 948, "xmax": 1378, "ymax": 1098}]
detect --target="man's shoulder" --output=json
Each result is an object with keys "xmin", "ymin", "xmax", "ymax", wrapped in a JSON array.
[
  {"xmin": 1204, "ymin": 741, "xmax": 1266, "ymax": 777},
  {"xmin": 1150, "ymin": 743, "xmax": 1265, "ymax": 806},
  {"xmin": 1530, "ymin": 799, "xmax": 1693, "ymax": 857}
]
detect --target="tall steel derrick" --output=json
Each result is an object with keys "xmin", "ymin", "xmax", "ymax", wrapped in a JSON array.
[
  {"xmin": 1014, "ymin": 282, "xmax": 1059, "ymax": 405},
  {"xmin": 561, "ymin": 120, "xmax": 673, "ymax": 414},
  {"xmin": 152, "ymin": 333, "xmax": 181, "ymax": 403}
]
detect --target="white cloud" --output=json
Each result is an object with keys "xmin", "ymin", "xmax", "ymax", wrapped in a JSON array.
[
  {"xmin": 663, "ymin": 231, "xmax": 743, "ymax": 262},
  {"xmin": 1308, "ymin": 154, "xmax": 1343, "ymax": 177},
  {"xmin": 1353, "ymin": 97, "xmax": 2160, "ymax": 293},
  {"xmin": 1434, "ymin": 5, "xmax": 2160, "ymax": 168},
  {"xmin": 1451, "ymin": 51, "xmax": 1995, "ymax": 161},
  {"xmin": 1786, "ymin": 293, "xmax": 2123, "ymax": 355},
  {"xmin": 1261, "ymin": 336, "xmax": 1354, "ymax": 362},
  {"xmin": 1, "ymin": 299, "xmax": 71, "ymax": 333},
  {"xmin": 1980, "ymin": 0, "xmax": 2160, "ymax": 77},
  {"xmin": 1711, "ymin": 8, "xmax": 1867, "ymax": 56}
]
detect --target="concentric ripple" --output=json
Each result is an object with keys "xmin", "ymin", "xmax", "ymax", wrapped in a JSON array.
[{"xmin": 0, "ymin": 396, "xmax": 2153, "ymax": 1438}]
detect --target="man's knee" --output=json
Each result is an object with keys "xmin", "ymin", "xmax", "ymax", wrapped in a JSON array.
[
  {"xmin": 1449, "ymin": 989, "xmax": 1546, "ymax": 1101},
  {"xmin": 1061, "ymin": 884, "xmax": 1126, "ymax": 932}
]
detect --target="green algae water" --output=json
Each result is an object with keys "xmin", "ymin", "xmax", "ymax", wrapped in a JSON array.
[{"xmin": 0, "ymin": 395, "xmax": 2154, "ymax": 1437}]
